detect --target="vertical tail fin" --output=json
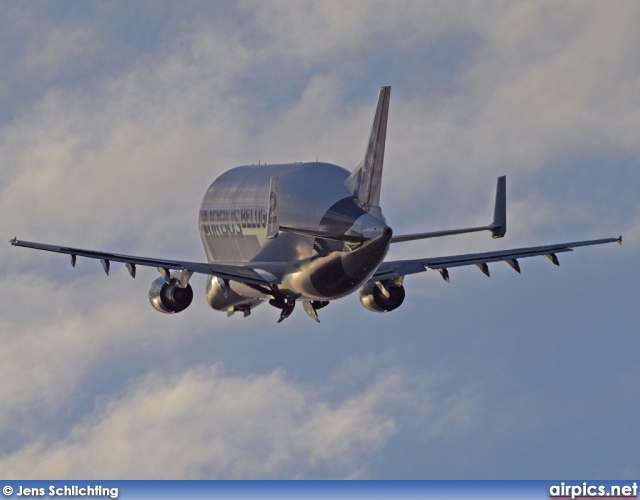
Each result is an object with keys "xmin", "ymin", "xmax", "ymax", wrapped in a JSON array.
[{"xmin": 351, "ymin": 86, "xmax": 390, "ymax": 211}]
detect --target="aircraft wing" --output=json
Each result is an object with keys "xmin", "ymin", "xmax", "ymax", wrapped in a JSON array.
[
  {"xmin": 9, "ymin": 238, "xmax": 279, "ymax": 287},
  {"xmin": 372, "ymin": 236, "xmax": 622, "ymax": 282}
]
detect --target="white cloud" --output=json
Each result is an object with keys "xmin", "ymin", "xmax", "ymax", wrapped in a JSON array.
[
  {"xmin": 0, "ymin": 367, "xmax": 402, "ymax": 479},
  {"xmin": 385, "ymin": 2, "xmax": 640, "ymax": 182},
  {"xmin": 24, "ymin": 26, "xmax": 98, "ymax": 77},
  {"xmin": 1, "ymin": 0, "xmax": 638, "ymax": 481},
  {"xmin": 4, "ymin": 1, "xmax": 639, "ymax": 252},
  {"xmin": 0, "ymin": 272, "xmax": 155, "ymax": 437}
]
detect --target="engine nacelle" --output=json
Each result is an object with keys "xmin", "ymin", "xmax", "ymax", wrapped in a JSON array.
[
  {"xmin": 148, "ymin": 276, "xmax": 193, "ymax": 314},
  {"xmin": 359, "ymin": 280, "xmax": 405, "ymax": 313}
]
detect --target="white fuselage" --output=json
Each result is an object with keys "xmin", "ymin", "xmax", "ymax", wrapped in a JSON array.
[{"xmin": 198, "ymin": 162, "xmax": 392, "ymax": 311}]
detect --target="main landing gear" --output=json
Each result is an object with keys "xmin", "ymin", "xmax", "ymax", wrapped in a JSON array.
[
  {"xmin": 269, "ymin": 296, "xmax": 330, "ymax": 323},
  {"xmin": 269, "ymin": 296, "xmax": 296, "ymax": 323}
]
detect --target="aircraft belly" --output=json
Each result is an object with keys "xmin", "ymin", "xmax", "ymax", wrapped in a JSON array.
[
  {"xmin": 279, "ymin": 255, "xmax": 362, "ymax": 300},
  {"xmin": 277, "ymin": 242, "xmax": 388, "ymax": 300}
]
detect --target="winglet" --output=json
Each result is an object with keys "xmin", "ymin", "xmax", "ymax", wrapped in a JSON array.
[
  {"xmin": 490, "ymin": 176, "xmax": 506, "ymax": 239},
  {"xmin": 353, "ymin": 86, "xmax": 390, "ymax": 211},
  {"xmin": 266, "ymin": 176, "xmax": 279, "ymax": 239}
]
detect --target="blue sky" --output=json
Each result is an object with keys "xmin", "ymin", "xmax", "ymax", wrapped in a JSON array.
[{"xmin": 1, "ymin": 0, "xmax": 639, "ymax": 479}]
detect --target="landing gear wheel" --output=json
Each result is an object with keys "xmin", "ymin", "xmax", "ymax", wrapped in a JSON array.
[{"xmin": 269, "ymin": 296, "xmax": 296, "ymax": 323}]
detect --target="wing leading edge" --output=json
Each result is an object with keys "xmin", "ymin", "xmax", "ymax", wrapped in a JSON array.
[
  {"xmin": 9, "ymin": 238, "xmax": 279, "ymax": 287},
  {"xmin": 373, "ymin": 236, "xmax": 622, "ymax": 282}
]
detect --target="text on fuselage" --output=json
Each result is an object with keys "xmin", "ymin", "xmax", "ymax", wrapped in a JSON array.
[{"xmin": 201, "ymin": 207, "xmax": 267, "ymax": 238}]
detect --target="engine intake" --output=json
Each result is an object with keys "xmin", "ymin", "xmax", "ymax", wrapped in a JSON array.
[
  {"xmin": 359, "ymin": 280, "xmax": 405, "ymax": 313},
  {"xmin": 149, "ymin": 276, "xmax": 193, "ymax": 314}
]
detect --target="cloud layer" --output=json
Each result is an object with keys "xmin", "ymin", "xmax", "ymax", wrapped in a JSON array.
[
  {"xmin": 1, "ymin": 367, "xmax": 408, "ymax": 479},
  {"xmin": 1, "ymin": 1, "xmax": 639, "ymax": 479}
]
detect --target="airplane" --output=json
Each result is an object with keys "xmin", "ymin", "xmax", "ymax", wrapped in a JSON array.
[{"xmin": 10, "ymin": 86, "xmax": 622, "ymax": 323}]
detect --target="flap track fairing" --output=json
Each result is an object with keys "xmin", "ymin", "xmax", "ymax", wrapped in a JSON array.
[{"xmin": 100, "ymin": 259, "xmax": 110, "ymax": 276}]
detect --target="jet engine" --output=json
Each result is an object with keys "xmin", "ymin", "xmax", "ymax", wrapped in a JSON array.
[
  {"xmin": 148, "ymin": 276, "xmax": 194, "ymax": 314},
  {"xmin": 359, "ymin": 280, "xmax": 405, "ymax": 313}
]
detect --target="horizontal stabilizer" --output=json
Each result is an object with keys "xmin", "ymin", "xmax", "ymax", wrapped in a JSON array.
[{"xmin": 390, "ymin": 176, "xmax": 507, "ymax": 243}]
